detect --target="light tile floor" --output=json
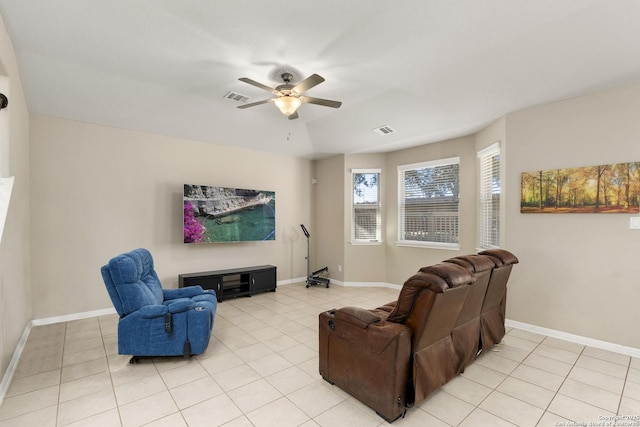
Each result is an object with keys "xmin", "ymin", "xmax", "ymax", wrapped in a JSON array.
[{"xmin": 1, "ymin": 284, "xmax": 639, "ymax": 426}]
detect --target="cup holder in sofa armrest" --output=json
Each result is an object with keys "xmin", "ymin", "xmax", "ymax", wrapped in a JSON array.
[{"xmin": 334, "ymin": 307, "xmax": 382, "ymax": 328}]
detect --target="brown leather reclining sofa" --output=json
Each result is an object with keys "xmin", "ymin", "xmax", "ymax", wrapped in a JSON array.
[{"xmin": 318, "ymin": 249, "xmax": 518, "ymax": 422}]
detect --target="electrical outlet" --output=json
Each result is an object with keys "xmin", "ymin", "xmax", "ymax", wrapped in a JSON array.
[
  {"xmin": 338, "ymin": 265, "xmax": 342, "ymax": 272},
  {"xmin": 630, "ymin": 217, "xmax": 640, "ymax": 229}
]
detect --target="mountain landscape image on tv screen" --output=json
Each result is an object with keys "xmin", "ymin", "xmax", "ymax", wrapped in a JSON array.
[{"xmin": 183, "ymin": 184, "xmax": 276, "ymax": 243}]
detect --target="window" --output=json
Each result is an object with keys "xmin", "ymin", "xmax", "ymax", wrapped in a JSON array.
[
  {"xmin": 478, "ymin": 143, "xmax": 501, "ymax": 249},
  {"xmin": 0, "ymin": 81, "xmax": 14, "ymax": 244},
  {"xmin": 351, "ymin": 169, "xmax": 381, "ymax": 244},
  {"xmin": 0, "ymin": 177, "xmax": 13, "ymax": 243},
  {"xmin": 398, "ymin": 158, "xmax": 460, "ymax": 249}
]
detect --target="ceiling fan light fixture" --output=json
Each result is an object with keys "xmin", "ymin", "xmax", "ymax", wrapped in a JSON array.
[{"xmin": 274, "ymin": 95, "xmax": 301, "ymax": 117}]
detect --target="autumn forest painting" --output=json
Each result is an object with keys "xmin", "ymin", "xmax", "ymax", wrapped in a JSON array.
[{"xmin": 521, "ymin": 161, "xmax": 640, "ymax": 213}]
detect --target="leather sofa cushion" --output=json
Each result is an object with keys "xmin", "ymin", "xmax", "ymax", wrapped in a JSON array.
[
  {"xmin": 445, "ymin": 254, "xmax": 495, "ymax": 273},
  {"xmin": 387, "ymin": 264, "xmax": 473, "ymax": 323},
  {"xmin": 479, "ymin": 249, "xmax": 519, "ymax": 266}
]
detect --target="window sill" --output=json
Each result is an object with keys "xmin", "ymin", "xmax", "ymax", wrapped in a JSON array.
[
  {"xmin": 350, "ymin": 240, "xmax": 382, "ymax": 246},
  {"xmin": 396, "ymin": 241, "xmax": 460, "ymax": 251}
]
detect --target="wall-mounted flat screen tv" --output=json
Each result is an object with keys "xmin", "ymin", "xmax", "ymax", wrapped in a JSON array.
[{"xmin": 183, "ymin": 184, "xmax": 276, "ymax": 243}]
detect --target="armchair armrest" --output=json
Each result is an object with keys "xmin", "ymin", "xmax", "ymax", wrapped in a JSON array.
[
  {"xmin": 164, "ymin": 299, "xmax": 194, "ymax": 313},
  {"xmin": 163, "ymin": 286, "xmax": 203, "ymax": 300},
  {"xmin": 138, "ymin": 304, "xmax": 169, "ymax": 319}
]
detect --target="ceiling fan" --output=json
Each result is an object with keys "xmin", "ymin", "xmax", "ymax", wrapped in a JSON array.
[{"xmin": 237, "ymin": 72, "xmax": 342, "ymax": 120}]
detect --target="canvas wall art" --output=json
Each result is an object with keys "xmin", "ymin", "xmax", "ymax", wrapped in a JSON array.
[{"xmin": 521, "ymin": 161, "xmax": 640, "ymax": 213}]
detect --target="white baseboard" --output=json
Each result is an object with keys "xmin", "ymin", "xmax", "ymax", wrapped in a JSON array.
[
  {"xmin": 276, "ymin": 277, "xmax": 307, "ymax": 287},
  {"xmin": 1, "ymin": 308, "xmax": 117, "ymax": 406},
  {"xmin": 506, "ymin": 319, "xmax": 640, "ymax": 359},
  {"xmin": 331, "ymin": 279, "xmax": 401, "ymax": 290},
  {"xmin": 278, "ymin": 277, "xmax": 402, "ymax": 290},
  {"xmin": 31, "ymin": 307, "xmax": 117, "ymax": 326},
  {"xmin": 0, "ymin": 322, "xmax": 32, "ymax": 406}
]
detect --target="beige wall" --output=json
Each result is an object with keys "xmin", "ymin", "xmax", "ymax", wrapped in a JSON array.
[
  {"xmin": 384, "ymin": 135, "xmax": 477, "ymax": 285},
  {"xmin": 0, "ymin": 15, "xmax": 32, "ymax": 384},
  {"xmin": 29, "ymin": 115, "xmax": 313, "ymax": 318},
  {"xmin": 317, "ymin": 136, "xmax": 477, "ymax": 286},
  {"xmin": 343, "ymin": 153, "xmax": 387, "ymax": 284},
  {"xmin": 475, "ymin": 117, "xmax": 507, "ymax": 247},
  {"xmin": 504, "ymin": 82, "xmax": 640, "ymax": 347},
  {"xmin": 313, "ymin": 154, "xmax": 345, "ymax": 282}
]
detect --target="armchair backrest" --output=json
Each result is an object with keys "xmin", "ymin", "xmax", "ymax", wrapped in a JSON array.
[{"xmin": 101, "ymin": 248, "xmax": 164, "ymax": 316}]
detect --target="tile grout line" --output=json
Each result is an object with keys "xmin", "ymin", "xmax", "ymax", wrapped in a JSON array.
[
  {"xmin": 535, "ymin": 337, "xmax": 585, "ymax": 425},
  {"xmin": 617, "ymin": 356, "xmax": 633, "ymax": 417},
  {"xmin": 455, "ymin": 333, "xmax": 545, "ymax": 427},
  {"xmin": 55, "ymin": 322, "xmax": 66, "ymax": 427},
  {"xmin": 100, "ymin": 316, "xmax": 125, "ymax": 427}
]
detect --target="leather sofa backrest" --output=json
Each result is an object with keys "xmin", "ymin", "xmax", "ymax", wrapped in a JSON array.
[
  {"xmin": 478, "ymin": 249, "xmax": 519, "ymax": 315},
  {"xmin": 386, "ymin": 262, "xmax": 474, "ymax": 324},
  {"xmin": 386, "ymin": 263, "xmax": 474, "ymax": 350},
  {"xmin": 407, "ymin": 283, "xmax": 469, "ymax": 351},
  {"xmin": 445, "ymin": 255, "xmax": 495, "ymax": 326},
  {"xmin": 476, "ymin": 249, "xmax": 519, "ymax": 349}
]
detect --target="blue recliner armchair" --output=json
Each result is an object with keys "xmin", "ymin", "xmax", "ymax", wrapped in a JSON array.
[{"xmin": 101, "ymin": 248, "xmax": 217, "ymax": 362}]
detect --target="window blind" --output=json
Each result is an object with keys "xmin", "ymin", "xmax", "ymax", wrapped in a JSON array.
[
  {"xmin": 398, "ymin": 158, "xmax": 460, "ymax": 247},
  {"xmin": 478, "ymin": 143, "xmax": 501, "ymax": 249},
  {"xmin": 352, "ymin": 169, "xmax": 381, "ymax": 243}
]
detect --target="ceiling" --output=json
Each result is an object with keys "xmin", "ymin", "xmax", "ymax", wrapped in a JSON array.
[{"xmin": 2, "ymin": 1, "xmax": 640, "ymax": 159}]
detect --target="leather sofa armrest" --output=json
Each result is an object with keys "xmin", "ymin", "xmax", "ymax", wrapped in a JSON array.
[
  {"xmin": 320, "ymin": 308, "xmax": 412, "ymax": 356},
  {"xmin": 334, "ymin": 307, "xmax": 382, "ymax": 328}
]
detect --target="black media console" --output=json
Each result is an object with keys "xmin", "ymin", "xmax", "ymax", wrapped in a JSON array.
[{"xmin": 178, "ymin": 265, "xmax": 277, "ymax": 302}]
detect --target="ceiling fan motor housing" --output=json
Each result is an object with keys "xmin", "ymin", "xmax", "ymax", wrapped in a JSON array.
[{"xmin": 237, "ymin": 70, "xmax": 341, "ymax": 119}]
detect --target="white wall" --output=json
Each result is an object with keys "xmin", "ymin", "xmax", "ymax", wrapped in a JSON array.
[
  {"xmin": 29, "ymin": 115, "xmax": 313, "ymax": 319},
  {"xmin": 505, "ymin": 82, "xmax": 640, "ymax": 348},
  {"xmin": 0, "ymin": 14, "xmax": 31, "ymax": 385}
]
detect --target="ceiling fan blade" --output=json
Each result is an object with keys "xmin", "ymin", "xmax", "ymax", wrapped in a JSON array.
[
  {"xmin": 239, "ymin": 77, "xmax": 276, "ymax": 93},
  {"xmin": 301, "ymin": 96, "xmax": 342, "ymax": 109},
  {"xmin": 288, "ymin": 111, "xmax": 299, "ymax": 120},
  {"xmin": 292, "ymin": 74, "xmax": 325, "ymax": 93},
  {"xmin": 237, "ymin": 99, "xmax": 274, "ymax": 109}
]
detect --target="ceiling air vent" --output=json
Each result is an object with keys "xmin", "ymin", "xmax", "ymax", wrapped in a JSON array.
[
  {"xmin": 224, "ymin": 91, "xmax": 251, "ymax": 104},
  {"xmin": 373, "ymin": 125, "xmax": 395, "ymax": 136}
]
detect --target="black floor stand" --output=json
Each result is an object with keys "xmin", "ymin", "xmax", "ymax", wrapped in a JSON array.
[{"xmin": 300, "ymin": 224, "xmax": 330, "ymax": 288}]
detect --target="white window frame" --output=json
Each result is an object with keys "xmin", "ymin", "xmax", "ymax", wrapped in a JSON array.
[
  {"xmin": 0, "ymin": 176, "xmax": 14, "ymax": 243},
  {"xmin": 351, "ymin": 168, "xmax": 382, "ymax": 245},
  {"xmin": 0, "ymin": 77, "xmax": 14, "ymax": 244},
  {"xmin": 397, "ymin": 157, "xmax": 460, "ymax": 250},
  {"xmin": 478, "ymin": 142, "xmax": 501, "ymax": 250}
]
